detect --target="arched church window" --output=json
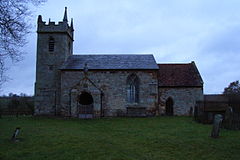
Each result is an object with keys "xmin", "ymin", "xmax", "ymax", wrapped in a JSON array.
[
  {"xmin": 127, "ymin": 74, "xmax": 140, "ymax": 103},
  {"xmin": 49, "ymin": 36, "xmax": 55, "ymax": 52}
]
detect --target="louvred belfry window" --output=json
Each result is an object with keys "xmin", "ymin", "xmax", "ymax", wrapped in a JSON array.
[{"xmin": 49, "ymin": 37, "xmax": 55, "ymax": 52}]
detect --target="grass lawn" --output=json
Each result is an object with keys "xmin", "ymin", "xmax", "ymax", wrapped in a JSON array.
[{"xmin": 0, "ymin": 116, "xmax": 240, "ymax": 160}]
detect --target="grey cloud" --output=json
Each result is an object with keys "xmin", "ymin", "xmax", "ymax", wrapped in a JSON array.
[{"xmin": 2, "ymin": 0, "xmax": 240, "ymax": 94}]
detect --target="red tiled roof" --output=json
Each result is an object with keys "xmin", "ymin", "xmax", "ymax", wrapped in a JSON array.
[{"xmin": 158, "ymin": 62, "xmax": 203, "ymax": 87}]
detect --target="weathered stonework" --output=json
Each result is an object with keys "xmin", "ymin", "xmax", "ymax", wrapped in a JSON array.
[
  {"xmin": 60, "ymin": 70, "xmax": 158, "ymax": 117},
  {"xmin": 158, "ymin": 87, "xmax": 203, "ymax": 115},
  {"xmin": 34, "ymin": 8, "xmax": 204, "ymax": 118},
  {"xmin": 34, "ymin": 11, "xmax": 73, "ymax": 115}
]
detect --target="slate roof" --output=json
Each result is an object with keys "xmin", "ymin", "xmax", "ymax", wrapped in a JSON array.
[
  {"xmin": 158, "ymin": 62, "xmax": 203, "ymax": 87},
  {"xmin": 61, "ymin": 54, "xmax": 159, "ymax": 70}
]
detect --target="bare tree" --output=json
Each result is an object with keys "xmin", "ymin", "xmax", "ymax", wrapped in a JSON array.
[{"xmin": 0, "ymin": 0, "xmax": 46, "ymax": 86}]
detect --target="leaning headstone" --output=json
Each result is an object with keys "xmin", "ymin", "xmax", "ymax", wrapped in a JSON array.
[
  {"xmin": 11, "ymin": 127, "xmax": 21, "ymax": 142},
  {"xmin": 224, "ymin": 107, "xmax": 233, "ymax": 129},
  {"xmin": 211, "ymin": 114, "xmax": 223, "ymax": 138}
]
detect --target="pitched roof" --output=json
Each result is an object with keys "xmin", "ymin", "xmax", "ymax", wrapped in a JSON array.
[
  {"xmin": 158, "ymin": 62, "xmax": 203, "ymax": 87},
  {"xmin": 61, "ymin": 54, "xmax": 159, "ymax": 70}
]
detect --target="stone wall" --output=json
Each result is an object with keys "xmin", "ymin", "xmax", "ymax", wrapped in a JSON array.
[
  {"xmin": 60, "ymin": 70, "xmax": 158, "ymax": 117},
  {"xmin": 159, "ymin": 87, "xmax": 203, "ymax": 115},
  {"xmin": 34, "ymin": 18, "xmax": 73, "ymax": 115}
]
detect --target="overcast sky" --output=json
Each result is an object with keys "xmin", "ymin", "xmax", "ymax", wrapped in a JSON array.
[{"xmin": 2, "ymin": 0, "xmax": 240, "ymax": 95}]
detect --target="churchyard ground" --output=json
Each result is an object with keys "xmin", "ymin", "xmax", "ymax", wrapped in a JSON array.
[{"xmin": 0, "ymin": 116, "xmax": 240, "ymax": 160}]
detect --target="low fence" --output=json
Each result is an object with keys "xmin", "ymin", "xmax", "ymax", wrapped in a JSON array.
[
  {"xmin": 0, "ymin": 96, "xmax": 34, "ymax": 117},
  {"xmin": 194, "ymin": 94, "xmax": 240, "ymax": 130},
  {"xmin": 0, "ymin": 109, "xmax": 33, "ymax": 116},
  {"xmin": 194, "ymin": 101, "xmax": 227, "ymax": 124}
]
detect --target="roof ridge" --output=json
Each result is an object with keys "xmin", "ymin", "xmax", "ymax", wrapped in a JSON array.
[
  {"xmin": 72, "ymin": 54, "xmax": 154, "ymax": 56},
  {"xmin": 62, "ymin": 54, "xmax": 159, "ymax": 70},
  {"xmin": 158, "ymin": 63, "xmax": 191, "ymax": 65}
]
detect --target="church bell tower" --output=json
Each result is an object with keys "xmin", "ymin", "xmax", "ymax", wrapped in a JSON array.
[{"xmin": 35, "ymin": 7, "xmax": 74, "ymax": 115}]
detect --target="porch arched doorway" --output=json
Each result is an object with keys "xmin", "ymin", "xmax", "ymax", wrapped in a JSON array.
[
  {"xmin": 78, "ymin": 91, "xmax": 94, "ymax": 118},
  {"xmin": 166, "ymin": 97, "xmax": 174, "ymax": 116}
]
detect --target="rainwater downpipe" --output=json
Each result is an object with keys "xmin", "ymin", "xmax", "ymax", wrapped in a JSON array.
[
  {"xmin": 69, "ymin": 89, "xmax": 71, "ymax": 117},
  {"xmin": 100, "ymin": 91, "xmax": 104, "ymax": 117}
]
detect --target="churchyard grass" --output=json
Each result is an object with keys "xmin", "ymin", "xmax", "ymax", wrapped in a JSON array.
[{"xmin": 0, "ymin": 116, "xmax": 239, "ymax": 160}]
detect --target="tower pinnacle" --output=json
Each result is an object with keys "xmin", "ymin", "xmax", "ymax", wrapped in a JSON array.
[
  {"xmin": 63, "ymin": 7, "xmax": 68, "ymax": 22},
  {"xmin": 70, "ymin": 18, "xmax": 74, "ymax": 31},
  {"xmin": 38, "ymin": 15, "xmax": 42, "ymax": 23}
]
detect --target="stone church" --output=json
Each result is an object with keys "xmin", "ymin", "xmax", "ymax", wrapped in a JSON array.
[{"xmin": 34, "ymin": 8, "xmax": 203, "ymax": 118}]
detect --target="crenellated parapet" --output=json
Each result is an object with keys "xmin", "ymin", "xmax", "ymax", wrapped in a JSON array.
[{"xmin": 37, "ymin": 7, "xmax": 74, "ymax": 40}]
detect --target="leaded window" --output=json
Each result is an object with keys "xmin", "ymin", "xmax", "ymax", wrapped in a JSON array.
[{"xmin": 127, "ymin": 74, "xmax": 139, "ymax": 103}]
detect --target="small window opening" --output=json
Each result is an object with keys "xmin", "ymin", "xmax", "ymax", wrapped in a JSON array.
[
  {"xmin": 49, "ymin": 37, "xmax": 55, "ymax": 52},
  {"xmin": 48, "ymin": 65, "xmax": 53, "ymax": 70},
  {"xmin": 68, "ymin": 42, "xmax": 71, "ymax": 53}
]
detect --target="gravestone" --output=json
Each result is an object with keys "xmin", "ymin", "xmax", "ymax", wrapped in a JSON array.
[
  {"xmin": 224, "ymin": 107, "xmax": 233, "ymax": 129},
  {"xmin": 211, "ymin": 114, "xmax": 223, "ymax": 138},
  {"xmin": 11, "ymin": 127, "xmax": 20, "ymax": 141}
]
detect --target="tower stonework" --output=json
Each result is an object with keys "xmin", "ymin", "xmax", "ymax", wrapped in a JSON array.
[{"xmin": 34, "ymin": 8, "xmax": 74, "ymax": 115}]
